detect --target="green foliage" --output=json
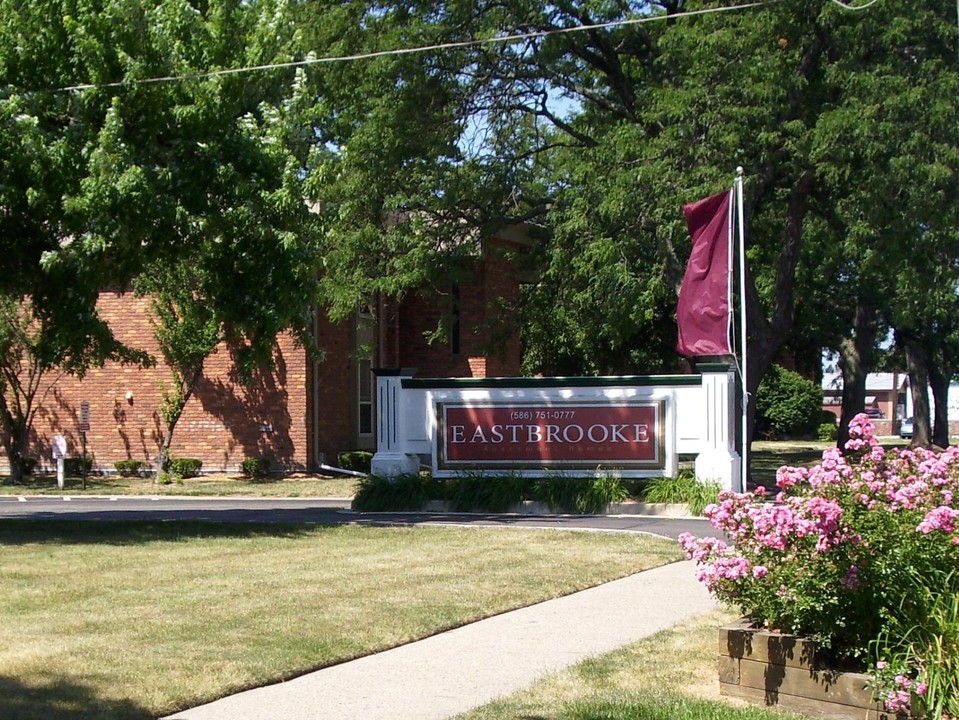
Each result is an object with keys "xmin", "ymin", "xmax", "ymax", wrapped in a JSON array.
[
  {"xmin": 871, "ymin": 570, "xmax": 959, "ymax": 720},
  {"xmin": 156, "ymin": 472, "xmax": 182, "ymax": 486},
  {"xmin": 64, "ymin": 456, "xmax": 94, "ymax": 477},
  {"xmin": 351, "ymin": 473, "xmax": 440, "ymax": 512},
  {"xmin": 0, "ymin": 0, "xmax": 317, "ymax": 482},
  {"xmin": 114, "ymin": 460, "xmax": 146, "ymax": 477},
  {"xmin": 755, "ymin": 365, "xmax": 823, "ymax": 439},
  {"xmin": 532, "ymin": 474, "xmax": 630, "ymax": 514},
  {"xmin": 240, "ymin": 458, "xmax": 270, "ymax": 478},
  {"xmin": 445, "ymin": 472, "xmax": 526, "ymax": 513},
  {"xmin": 167, "ymin": 458, "xmax": 202, "ymax": 479},
  {"xmin": 818, "ymin": 422, "xmax": 839, "ymax": 443},
  {"xmin": 641, "ymin": 474, "xmax": 721, "ymax": 517},
  {"xmin": 337, "ymin": 451, "xmax": 373, "ymax": 474}
]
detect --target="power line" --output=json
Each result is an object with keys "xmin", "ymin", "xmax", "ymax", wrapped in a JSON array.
[{"xmin": 50, "ymin": 0, "xmax": 790, "ymax": 94}]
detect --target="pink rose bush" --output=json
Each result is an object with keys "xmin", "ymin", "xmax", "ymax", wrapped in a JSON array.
[{"xmin": 680, "ymin": 414, "xmax": 959, "ymax": 717}]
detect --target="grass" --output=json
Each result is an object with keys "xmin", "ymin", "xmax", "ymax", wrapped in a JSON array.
[
  {"xmin": 0, "ymin": 520, "xmax": 681, "ymax": 720},
  {"xmin": 454, "ymin": 607, "xmax": 805, "ymax": 720},
  {"xmin": 0, "ymin": 473, "xmax": 359, "ymax": 497},
  {"xmin": 749, "ymin": 440, "xmax": 832, "ymax": 488}
]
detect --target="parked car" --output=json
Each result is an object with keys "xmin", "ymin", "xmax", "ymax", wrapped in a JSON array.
[
  {"xmin": 900, "ymin": 417, "xmax": 914, "ymax": 439},
  {"xmin": 864, "ymin": 407, "xmax": 884, "ymax": 419}
]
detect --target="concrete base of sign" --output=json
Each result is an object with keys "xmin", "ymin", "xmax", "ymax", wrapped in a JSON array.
[
  {"xmin": 370, "ymin": 453, "xmax": 420, "ymax": 479},
  {"xmin": 696, "ymin": 449, "xmax": 743, "ymax": 494},
  {"xmin": 420, "ymin": 500, "xmax": 698, "ymax": 517}
]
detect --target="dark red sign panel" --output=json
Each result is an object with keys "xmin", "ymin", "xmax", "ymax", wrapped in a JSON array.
[{"xmin": 437, "ymin": 402, "xmax": 664, "ymax": 470}]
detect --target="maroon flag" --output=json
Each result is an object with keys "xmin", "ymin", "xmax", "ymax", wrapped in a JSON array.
[{"xmin": 676, "ymin": 190, "xmax": 732, "ymax": 356}]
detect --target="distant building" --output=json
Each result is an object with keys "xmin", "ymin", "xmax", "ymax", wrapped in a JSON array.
[{"xmin": 822, "ymin": 371, "xmax": 959, "ymax": 436}]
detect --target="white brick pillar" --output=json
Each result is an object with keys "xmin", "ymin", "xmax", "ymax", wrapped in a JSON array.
[
  {"xmin": 370, "ymin": 369, "xmax": 420, "ymax": 479},
  {"xmin": 695, "ymin": 363, "xmax": 743, "ymax": 493}
]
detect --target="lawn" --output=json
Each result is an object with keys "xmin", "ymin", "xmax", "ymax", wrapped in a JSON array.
[
  {"xmin": 748, "ymin": 440, "xmax": 832, "ymax": 488},
  {"xmin": 455, "ymin": 607, "xmax": 806, "ymax": 720},
  {"xmin": 0, "ymin": 521, "xmax": 681, "ymax": 720},
  {"xmin": 0, "ymin": 473, "xmax": 359, "ymax": 497}
]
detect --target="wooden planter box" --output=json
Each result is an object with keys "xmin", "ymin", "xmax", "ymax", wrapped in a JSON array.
[{"xmin": 719, "ymin": 621, "xmax": 903, "ymax": 720}]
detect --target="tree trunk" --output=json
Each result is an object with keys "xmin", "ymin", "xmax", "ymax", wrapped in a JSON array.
[
  {"xmin": 836, "ymin": 304, "xmax": 877, "ymax": 450},
  {"xmin": 902, "ymin": 334, "xmax": 933, "ymax": 448},
  {"xmin": 156, "ymin": 366, "xmax": 203, "ymax": 477},
  {"xmin": 0, "ymin": 398, "xmax": 26, "ymax": 485},
  {"xmin": 739, "ymin": 170, "xmax": 816, "ymax": 485},
  {"xmin": 928, "ymin": 358, "xmax": 951, "ymax": 448}
]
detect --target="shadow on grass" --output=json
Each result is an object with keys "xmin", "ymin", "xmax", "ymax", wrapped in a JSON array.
[
  {"xmin": 0, "ymin": 675, "xmax": 152, "ymax": 720},
  {"xmin": 0, "ymin": 520, "xmax": 327, "ymax": 547}
]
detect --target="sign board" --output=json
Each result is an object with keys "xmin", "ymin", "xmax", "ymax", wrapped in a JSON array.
[
  {"xmin": 436, "ymin": 400, "xmax": 665, "ymax": 473},
  {"xmin": 79, "ymin": 401, "xmax": 91, "ymax": 432},
  {"xmin": 52, "ymin": 435, "xmax": 68, "ymax": 460}
]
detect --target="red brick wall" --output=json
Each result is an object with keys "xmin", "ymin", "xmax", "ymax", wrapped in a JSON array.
[
  {"xmin": 312, "ymin": 310, "xmax": 355, "ymax": 464},
  {"xmin": 23, "ymin": 292, "xmax": 310, "ymax": 474},
  {"xmin": 395, "ymin": 240, "xmax": 522, "ymax": 379}
]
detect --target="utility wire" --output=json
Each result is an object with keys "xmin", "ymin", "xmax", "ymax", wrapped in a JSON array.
[{"xmin": 50, "ymin": 0, "xmax": 790, "ymax": 93}]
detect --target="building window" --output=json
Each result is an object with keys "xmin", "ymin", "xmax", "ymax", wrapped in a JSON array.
[
  {"xmin": 356, "ymin": 309, "xmax": 374, "ymax": 437},
  {"xmin": 450, "ymin": 283, "xmax": 460, "ymax": 355}
]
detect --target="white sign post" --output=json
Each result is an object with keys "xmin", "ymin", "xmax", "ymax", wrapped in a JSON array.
[{"xmin": 52, "ymin": 435, "xmax": 67, "ymax": 490}]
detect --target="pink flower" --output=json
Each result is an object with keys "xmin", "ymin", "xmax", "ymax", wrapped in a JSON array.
[
  {"xmin": 884, "ymin": 689, "xmax": 912, "ymax": 713},
  {"xmin": 917, "ymin": 506, "xmax": 959, "ymax": 534}
]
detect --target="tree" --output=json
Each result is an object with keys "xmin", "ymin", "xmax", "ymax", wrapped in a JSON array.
[
  {"xmin": 0, "ymin": 298, "xmax": 143, "ymax": 483},
  {"xmin": 295, "ymin": 1, "xmax": 958, "ymax": 465},
  {"xmin": 1, "ymin": 0, "xmax": 320, "ymax": 477}
]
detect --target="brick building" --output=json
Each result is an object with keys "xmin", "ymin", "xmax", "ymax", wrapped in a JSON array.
[{"xmin": 16, "ymin": 233, "xmax": 526, "ymax": 474}]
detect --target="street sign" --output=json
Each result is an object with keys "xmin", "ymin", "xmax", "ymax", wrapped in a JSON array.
[
  {"xmin": 52, "ymin": 435, "xmax": 67, "ymax": 459},
  {"xmin": 79, "ymin": 401, "xmax": 91, "ymax": 432}
]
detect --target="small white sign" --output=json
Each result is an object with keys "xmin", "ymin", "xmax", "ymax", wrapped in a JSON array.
[
  {"xmin": 79, "ymin": 401, "xmax": 91, "ymax": 432},
  {"xmin": 52, "ymin": 435, "xmax": 68, "ymax": 459}
]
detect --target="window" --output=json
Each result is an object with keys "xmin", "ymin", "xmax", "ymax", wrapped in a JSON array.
[{"xmin": 356, "ymin": 310, "xmax": 374, "ymax": 437}]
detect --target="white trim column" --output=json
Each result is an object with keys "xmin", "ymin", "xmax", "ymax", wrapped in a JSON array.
[
  {"xmin": 695, "ymin": 363, "xmax": 742, "ymax": 493},
  {"xmin": 370, "ymin": 369, "xmax": 421, "ymax": 479}
]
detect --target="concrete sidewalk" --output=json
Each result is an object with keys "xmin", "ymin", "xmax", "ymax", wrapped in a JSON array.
[{"xmin": 165, "ymin": 560, "xmax": 715, "ymax": 720}]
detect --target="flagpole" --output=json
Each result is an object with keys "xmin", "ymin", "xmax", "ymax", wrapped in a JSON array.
[
  {"xmin": 736, "ymin": 166, "xmax": 747, "ymax": 493},
  {"xmin": 726, "ymin": 186, "xmax": 735, "ymax": 356}
]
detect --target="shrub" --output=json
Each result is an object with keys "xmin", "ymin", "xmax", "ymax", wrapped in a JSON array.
[
  {"xmin": 115, "ymin": 459, "xmax": 146, "ymax": 477},
  {"xmin": 641, "ymin": 472, "xmax": 721, "ymax": 516},
  {"xmin": 240, "ymin": 458, "xmax": 270, "ymax": 478},
  {"xmin": 337, "ymin": 451, "xmax": 373, "ymax": 474},
  {"xmin": 445, "ymin": 472, "xmax": 526, "ymax": 512},
  {"xmin": 168, "ymin": 458, "xmax": 202, "ymax": 479},
  {"xmin": 817, "ymin": 421, "xmax": 838, "ymax": 442},
  {"xmin": 532, "ymin": 474, "xmax": 629, "ymax": 514},
  {"xmin": 65, "ymin": 456, "xmax": 94, "ymax": 476},
  {"xmin": 680, "ymin": 413, "xmax": 959, "ymax": 717},
  {"xmin": 157, "ymin": 471, "xmax": 181, "ymax": 485},
  {"xmin": 351, "ymin": 473, "xmax": 440, "ymax": 512},
  {"xmin": 20, "ymin": 457, "xmax": 38, "ymax": 476},
  {"xmin": 755, "ymin": 364, "xmax": 822, "ymax": 439}
]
